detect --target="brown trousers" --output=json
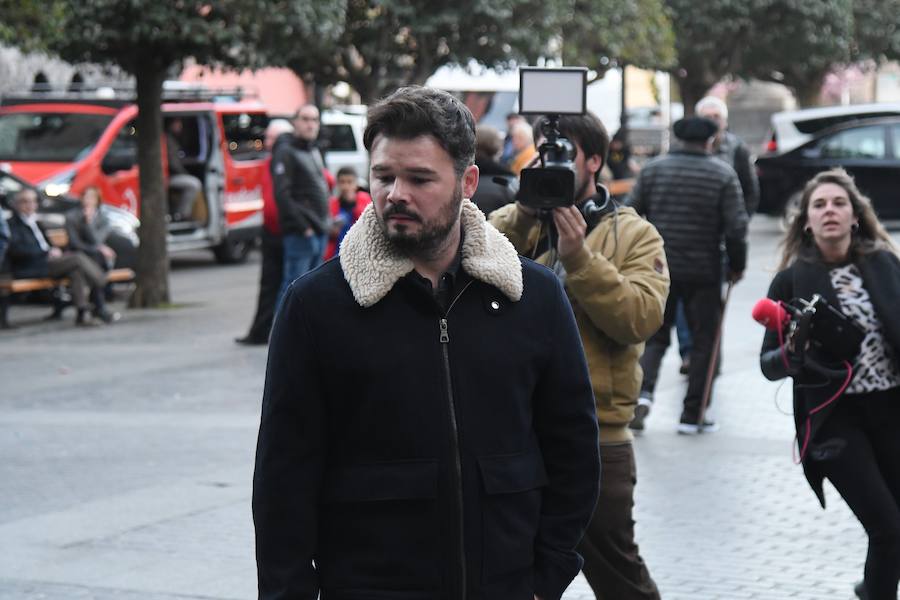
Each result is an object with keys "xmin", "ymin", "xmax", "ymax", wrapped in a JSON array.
[
  {"xmin": 47, "ymin": 252, "xmax": 107, "ymax": 310},
  {"xmin": 578, "ymin": 442, "xmax": 660, "ymax": 600}
]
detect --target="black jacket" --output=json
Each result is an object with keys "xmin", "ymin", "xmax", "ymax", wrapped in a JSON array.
[
  {"xmin": 253, "ymin": 200, "xmax": 600, "ymax": 600},
  {"xmin": 714, "ymin": 131, "xmax": 759, "ymax": 216},
  {"xmin": 272, "ymin": 135, "xmax": 330, "ymax": 236},
  {"xmin": 7, "ymin": 213, "xmax": 50, "ymax": 278},
  {"xmin": 472, "ymin": 158, "xmax": 517, "ymax": 217},
  {"xmin": 627, "ymin": 146, "xmax": 748, "ymax": 283},
  {"xmin": 759, "ymin": 249, "xmax": 900, "ymax": 506}
]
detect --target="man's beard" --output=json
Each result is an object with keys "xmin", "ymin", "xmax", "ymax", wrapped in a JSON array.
[
  {"xmin": 379, "ymin": 183, "xmax": 463, "ymax": 260},
  {"xmin": 575, "ymin": 171, "xmax": 594, "ymax": 203}
]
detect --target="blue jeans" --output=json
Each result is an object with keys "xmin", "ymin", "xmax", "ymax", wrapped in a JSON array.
[
  {"xmin": 675, "ymin": 300, "xmax": 692, "ymax": 359},
  {"xmin": 278, "ymin": 232, "xmax": 327, "ymax": 304}
]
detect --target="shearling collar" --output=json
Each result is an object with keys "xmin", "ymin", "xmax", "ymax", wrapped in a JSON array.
[{"xmin": 339, "ymin": 199, "xmax": 523, "ymax": 307}]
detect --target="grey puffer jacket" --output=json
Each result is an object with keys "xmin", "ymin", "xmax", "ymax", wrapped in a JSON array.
[{"xmin": 626, "ymin": 146, "xmax": 748, "ymax": 284}]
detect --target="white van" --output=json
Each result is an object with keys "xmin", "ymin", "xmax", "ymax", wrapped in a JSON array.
[
  {"xmin": 319, "ymin": 107, "xmax": 368, "ymax": 186},
  {"xmin": 762, "ymin": 103, "xmax": 900, "ymax": 155}
]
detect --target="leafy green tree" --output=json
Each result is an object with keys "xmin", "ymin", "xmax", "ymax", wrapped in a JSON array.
[
  {"xmin": 742, "ymin": 0, "xmax": 853, "ymax": 107},
  {"xmin": 664, "ymin": 0, "xmax": 757, "ymax": 113},
  {"xmin": 852, "ymin": 0, "xmax": 900, "ymax": 63},
  {"xmin": 38, "ymin": 0, "xmax": 338, "ymax": 307},
  {"xmin": 559, "ymin": 0, "xmax": 676, "ymax": 78},
  {"xmin": 278, "ymin": 0, "xmax": 559, "ymax": 104}
]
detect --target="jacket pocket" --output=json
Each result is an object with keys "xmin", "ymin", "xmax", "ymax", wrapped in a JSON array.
[
  {"xmin": 319, "ymin": 461, "xmax": 440, "ymax": 588},
  {"xmin": 478, "ymin": 450, "xmax": 548, "ymax": 581}
]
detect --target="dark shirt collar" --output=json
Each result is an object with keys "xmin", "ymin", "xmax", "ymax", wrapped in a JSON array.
[{"xmin": 406, "ymin": 230, "xmax": 466, "ymax": 311}]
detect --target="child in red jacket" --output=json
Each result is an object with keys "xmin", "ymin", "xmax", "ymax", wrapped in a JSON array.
[{"xmin": 324, "ymin": 166, "xmax": 371, "ymax": 260}]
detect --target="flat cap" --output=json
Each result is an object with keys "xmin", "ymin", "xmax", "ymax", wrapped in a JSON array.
[{"xmin": 673, "ymin": 116, "xmax": 718, "ymax": 142}]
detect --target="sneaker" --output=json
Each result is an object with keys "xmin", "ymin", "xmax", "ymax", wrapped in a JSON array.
[
  {"xmin": 677, "ymin": 419, "xmax": 720, "ymax": 435},
  {"xmin": 679, "ymin": 356, "xmax": 690, "ymax": 375},
  {"xmin": 854, "ymin": 581, "xmax": 867, "ymax": 599},
  {"xmin": 629, "ymin": 396, "xmax": 653, "ymax": 431}
]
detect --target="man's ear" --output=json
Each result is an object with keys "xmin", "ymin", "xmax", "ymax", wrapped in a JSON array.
[
  {"xmin": 586, "ymin": 154, "xmax": 602, "ymax": 178},
  {"xmin": 462, "ymin": 164, "xmax": 480, "ymax": 199}
]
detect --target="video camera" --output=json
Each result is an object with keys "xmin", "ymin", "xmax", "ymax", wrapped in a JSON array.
[
  {"xmin": 753, "ymin": 294, "xmax": 865, "ymax": 376},
  {"xmin": 516, "ymin": 67, "xmax": 588, "ymax": 211}
]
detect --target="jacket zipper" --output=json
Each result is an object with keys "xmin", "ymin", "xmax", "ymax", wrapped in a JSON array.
[{"xmin": 439, "ymin": 279, "xmax": 474, "ymax": 600}]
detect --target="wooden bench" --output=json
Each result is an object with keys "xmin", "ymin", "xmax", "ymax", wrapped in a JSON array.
[{"xmin": 0, "ymin": 267, "xmax": 135, "ymax": 328}]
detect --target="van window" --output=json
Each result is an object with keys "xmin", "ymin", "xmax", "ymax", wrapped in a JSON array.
[
  {"xmin": 221, "ymin": 113, "xmax": 268, "ymax": 161},
  {"xmin": 320, "ymin": 124, "xmax": 357, "ymax": 152},
  {"xmin": 0, "ymin": 112, "xmax": 112, "ymax": 162},
  {"xmin": 818, "ymin": 125, "xmax": 886, "ymax": 159}
]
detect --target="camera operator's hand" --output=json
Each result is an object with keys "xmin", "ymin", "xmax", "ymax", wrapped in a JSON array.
[{"xmin": 553, "ymin": 205, "xmax": 587, "ymax": 259}]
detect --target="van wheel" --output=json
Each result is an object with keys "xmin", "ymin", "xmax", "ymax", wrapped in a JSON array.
[
  {"xmin": 213, "ymin": 236, "xmax": 252, "ymax": 264},
  {"xmin": 780, "ymin": 191, "xmax": 803, "ymax": 232}
]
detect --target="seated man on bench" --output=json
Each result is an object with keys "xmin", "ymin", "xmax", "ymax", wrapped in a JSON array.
[{"xmin": 6, "ymin": 188, "xmax": 116, "ymax": 325}]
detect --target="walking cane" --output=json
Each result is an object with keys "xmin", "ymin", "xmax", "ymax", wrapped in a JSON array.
[{"xmin": 696, "ymin": 280, "xmax": 734, "ymax": 431}]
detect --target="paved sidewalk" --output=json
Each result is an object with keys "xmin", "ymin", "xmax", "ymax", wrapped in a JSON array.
[{"xmin": 0, "ymin": 218, "xmax": 874, "ymax": 599}]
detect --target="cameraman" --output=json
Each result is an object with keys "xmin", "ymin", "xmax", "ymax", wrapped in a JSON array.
[
  {"xmin": 760, "ymin": 169, "xmax": 900, "ymax": 600},
  {"xmin": 490, "ymin": 111, "xmax": 669, "ymax": 600}
]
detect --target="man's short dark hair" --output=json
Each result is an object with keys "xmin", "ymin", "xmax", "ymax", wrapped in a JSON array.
[
  {"xmin": 364, "ymin": 86, "xmax": 476, "ymax": 177},
  {"xmin": 336, "ymin": 166, "xmax": 358, "ymax": 179},
  {"xmin": 534, "ymin": 112, "xmax": 610, "ymax": 170}
]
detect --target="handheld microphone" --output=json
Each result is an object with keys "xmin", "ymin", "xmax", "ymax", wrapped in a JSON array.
[{"xmin": 752, "ymin": 298, "xmax": 790, "ymax": 331}]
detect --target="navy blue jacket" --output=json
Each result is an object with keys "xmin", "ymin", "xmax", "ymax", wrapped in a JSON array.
[
  {"xmin": 7, "ymin": 213, "xmax": 50, "ymax": 278},
  {"xmin": 253, "ymin": 202, "xmax": 600, "ymax": 600}
]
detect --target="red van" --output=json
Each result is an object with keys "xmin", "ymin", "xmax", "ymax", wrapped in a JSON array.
[{"xmin": 0, "ymin": 90, "xmax": 269, "ymax": 263}]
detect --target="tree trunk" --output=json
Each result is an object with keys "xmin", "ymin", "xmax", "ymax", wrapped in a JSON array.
[
  {"xmin": 676, "ymin": 77, "xmax": 712, "ymax": 117},
  {"xmin": 129, "ymin": 65, "xmax": 171, "ymax": 308},
  {"xmin": 794, "ymin": 77, "xmax": 825, "ymax": 108}
]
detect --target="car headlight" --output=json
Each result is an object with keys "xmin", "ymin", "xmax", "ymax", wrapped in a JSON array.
[{"xmin": 41, "ymin": 170, "xmax": 76, "ymax": 197}]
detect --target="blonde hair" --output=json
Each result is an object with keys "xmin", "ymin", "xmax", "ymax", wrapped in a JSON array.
[{"xmin": 778, "ymin": 168, "xmax": 897, "ymax": 269}]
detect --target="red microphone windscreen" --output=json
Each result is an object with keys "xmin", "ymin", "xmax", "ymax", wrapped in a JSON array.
[{"xmin": 752, "ymin": 298, "xmax": 788, "ymax": 330}]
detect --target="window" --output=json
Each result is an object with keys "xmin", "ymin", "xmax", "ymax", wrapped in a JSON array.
[
  {"xmin": 221, "ymin": 112, "xmax": 268, "ymax": 160},
  {"xmin": 817, "ymin": 126, "xmax": 886, "ymax": 159},
  {"xmin": 320, "ymin": 124, "xmax": 357, "ymax": 152},
  {"xmin": 0, "ymin": 112, "xmax": 113, "ymax": 162}
]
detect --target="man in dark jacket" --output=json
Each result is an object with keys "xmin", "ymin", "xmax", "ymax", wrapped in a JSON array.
[
  {"xmin": 236, "ymin": 119, "xmax": 295, "ymax": 345},
  {"xmin": 7, "ymin": 188, "xmax": 111, "ymax": 325},
  {"xmin": 627, "ymin": 116, "xmax": 748, "ymax": 434},
  {"xmin": 253, "ymin": 86, "xmax": 601, "ymax": 600},
  {"xmin": 471, "ymin": 125, "xmax": 517, "ymax": 217},
  {"xmin": 273, "ymin": 104, "xmax": 331, "ymax": 302},
  {"xmin": 695, "ymin": 96, "xmax": 759, "ymax": 216}
]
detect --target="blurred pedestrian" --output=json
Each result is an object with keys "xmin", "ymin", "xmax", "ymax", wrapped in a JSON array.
[
  {"xmin": 253, "ymin": 86, "xmax": 600, "ymax": 600},
  {"xmin": 695, "ymin": 96, "xmax": 759, "ymax": 217},
  {"xmin": 323, "ymin": 166, "xmax": 371, "ymax": 260},
  {"xmin": 670, "ymin": 97, "xmax": 762, "ymax": 373},
  {"xmin": 471, "ymin": 124, "xmax": 516, "ymax": 217},
  {"xmin": 606, "ymin": 127, "xmax": 640, "ymax": 181},
  {"xmin": 236, "ymin": 119, "xmax": 295, "ymax": 346},
  {"xmin": 760, "ymin": 168, "xmax": 900, "ymax": 600},
  {"xmin": 491, "ymin": 110, "xmax": 668, "ymax": 600},
  {"xmin": 508, "ymin": 119, "xmax": 536, "ymax": 176},
  {"xmin": 500, "ymin": 112, "xmax": 526, "ymax": 168},
  {"xmin": 627, "ymin": 116, "xmax": 748, "ymax": 434},
  {"xmin": 273, "ymin": 104, "xmax": 331, "ymax": 303}
]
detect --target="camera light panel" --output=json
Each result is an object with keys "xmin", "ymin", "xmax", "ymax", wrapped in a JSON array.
[{"xmin": 518, "ymin": 67, "xmax": 587, "ymax": 115}]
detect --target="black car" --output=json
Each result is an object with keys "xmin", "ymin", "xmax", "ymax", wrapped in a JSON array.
[
  {"xmin": 0, "ymin": 169, "xmax": 139, "ymax": 269},
  {"xmin": 756, "ymin": 116, "xmax": 900, "ymax": 220}
]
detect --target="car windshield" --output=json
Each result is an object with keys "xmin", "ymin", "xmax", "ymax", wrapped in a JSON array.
[{"xmin": 0, "ymin": 112, "xmax": 113, "ymax": 162}]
